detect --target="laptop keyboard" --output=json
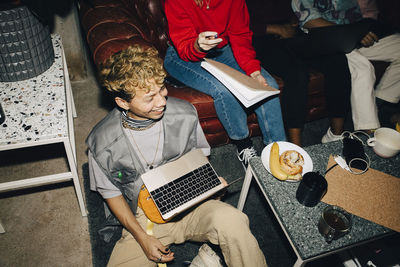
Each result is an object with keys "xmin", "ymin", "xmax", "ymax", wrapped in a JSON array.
[{"xmin": 149, "ymin": 163, "xmax": 221, "ymax": 215}]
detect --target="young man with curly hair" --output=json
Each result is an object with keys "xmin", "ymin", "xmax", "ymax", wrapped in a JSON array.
[{"xmin": 86, "ymin": 44, "xmax": 267, "ymax": 267}]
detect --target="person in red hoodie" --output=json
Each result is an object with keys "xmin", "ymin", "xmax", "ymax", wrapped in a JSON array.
[{"xmin": 163, "ymin": 0, "xmax": 286, "ymax": 170}]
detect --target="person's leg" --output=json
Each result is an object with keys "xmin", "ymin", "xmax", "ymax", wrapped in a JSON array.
[
  {"xmin": 211, "ymin": 44, "xmax": 286, "ymax": 145},
  {"xmin": 287, "ymin": 128, "xmax": 302, "ymax": 146},
  {"xmin": 330, "ymin": 117, "xmax": 345, "ymax": 135},
  {"xmin": 309, "ymin": 53, "xmax": 351, "ymax": 142},
  {"xmin": 253, "ymin": 36, "xmax": 308, "ymax": 146},
  {"xmin": 346, "ymin": 50, "xmax": 380, "ymax": 131},
  {"xmin": 357, "ymin": 34, "xmax": 400, "ymax": 104},
  {"xmin": 107, "ymin": 208, "xmax": 157, "ymax": 267},
  {"xmin": 164, "ymin": 46, "xmax": 250, "ymax": 141},
  {"xmin": 154, "ymin": 200, "xmax": 267, "ymax": 267},
  {"xmin": 165, "ymin": 46, "xmax": 258, "ymax": 168},
  {"xmin": 255, "ymin": 68, "xmax": 286, "ymax": 144}
]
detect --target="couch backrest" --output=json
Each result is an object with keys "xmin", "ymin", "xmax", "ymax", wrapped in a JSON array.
[
  {"xmin": 79, "ymin": 0, "xmax": 169, "ymax": 67},
  {"xmin": 130, "ymin": 0, "xmax": 169, "ymax": 55}
]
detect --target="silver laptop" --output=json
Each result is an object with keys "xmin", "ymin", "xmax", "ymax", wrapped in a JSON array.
[{"xmin": 141, "ymin": 149, "xmax": 225, "ymax": 220}]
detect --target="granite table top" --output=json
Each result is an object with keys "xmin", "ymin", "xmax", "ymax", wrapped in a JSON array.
[
  {"xmin": 0, "ymin": 34, "xmax": 67, "ymax": 148},
  {"xmin": 248, "ymin": 140, "xmax": 400, "ymax": 260}
]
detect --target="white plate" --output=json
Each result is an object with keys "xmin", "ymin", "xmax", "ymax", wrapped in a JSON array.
[{"xmin": 261, "ymin": 141, "xmax": 313, "ymax": 182}]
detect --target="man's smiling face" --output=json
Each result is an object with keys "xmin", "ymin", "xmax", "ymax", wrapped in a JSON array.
[{"xmin": 116, "ymin": 79, "xmax": 168, "ymax": 121}]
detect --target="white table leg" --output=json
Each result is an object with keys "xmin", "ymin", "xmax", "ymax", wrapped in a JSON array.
[
  {"xmin": 63, "ymin": 52, "xmax": 77, "ymax": 166},
  {"xmin": 294, "ymin": 258, "xmax": 306, "ymax": 267},
  {"xmin": 237, "ymin": 165, "xmax": 254, "ymax": 211},
  {"xmin": 66, "ymin": 89, "xmax": 77, "ymax": 166},
  {"xmin": 62, "ymin": 43, "xmax": 77, "ymax": 118},
  {"xmin": 0, "ymin": 220, "xmax": 5, "ymax": 233},
  {"xmin": 64, "ymin": 139, "xmax": 87, "ymax": 217}
]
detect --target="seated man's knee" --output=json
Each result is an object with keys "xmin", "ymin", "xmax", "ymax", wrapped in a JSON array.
[
  {"xmin": 207, "ymin": 201, "xmax": 249, "ymax": 232},
  {"xmin": 347, "ymin": 51, "xmax": 375, "ymax": 73}
]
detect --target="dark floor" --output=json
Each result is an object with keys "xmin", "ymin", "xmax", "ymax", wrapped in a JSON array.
[{"xmin": 85, "ymin": 113, "xmax": 400, "ymax": 267}]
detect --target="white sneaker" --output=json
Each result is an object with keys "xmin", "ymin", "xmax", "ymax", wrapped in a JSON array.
[
  {"xmin": 188, "ymin": 244, "xmax": 223, "ymax": 267},
  {"xmin": 237, "ymin": 146, "xmax": 258, "ymax": 170},
  {"xmin": 321, "ymin": 127, "xmax": 344, "ymax": 143}
]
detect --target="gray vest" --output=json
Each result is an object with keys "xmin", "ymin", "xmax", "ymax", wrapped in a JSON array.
[{"xmin": 86, "ymin": 97, "xmax": 199, "ymax": 241}]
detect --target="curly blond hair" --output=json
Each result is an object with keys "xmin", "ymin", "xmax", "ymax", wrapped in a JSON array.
[{"xmin": 100, "ymin": 45, "xmax": 166, "ymax": 101}]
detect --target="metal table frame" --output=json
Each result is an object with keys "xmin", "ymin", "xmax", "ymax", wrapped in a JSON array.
[{"xmin": 0, "ymin": 35, "xmax": 87, "ymax": 233}]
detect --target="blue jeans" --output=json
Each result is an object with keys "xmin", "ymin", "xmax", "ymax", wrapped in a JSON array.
[{"xmin": 164, "ymin": 45, "xmax": 286, "ymax": 145}]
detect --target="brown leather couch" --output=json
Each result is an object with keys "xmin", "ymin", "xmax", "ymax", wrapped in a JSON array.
[{"xmin": 78, "ymin": 0, "xmax": 398, "ymax": 147}]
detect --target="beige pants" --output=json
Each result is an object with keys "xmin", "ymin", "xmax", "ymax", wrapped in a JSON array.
[
  {"xmin": 107, "ymin": 200, "xmax": 267, "ymax": 267},
  {"xmin": 346, "ymin": 33, "xmax": 400, "ymax": 130}
]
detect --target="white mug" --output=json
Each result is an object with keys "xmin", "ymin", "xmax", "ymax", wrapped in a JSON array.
[{"xmin": 367, "ymin": 127, "xmax": 400, "ymax": 158}]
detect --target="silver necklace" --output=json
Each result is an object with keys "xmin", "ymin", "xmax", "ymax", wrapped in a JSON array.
[
  {"xmin": 122, "ymin": 119, "xmax": 156, "ymax": 131},
  {"xmin": 129, "ymin": 122, "xmax": 162, "ymax": 170},
  {"xmin": 121, "ymin": 110, "xmax": 157, "ymax": 131}
]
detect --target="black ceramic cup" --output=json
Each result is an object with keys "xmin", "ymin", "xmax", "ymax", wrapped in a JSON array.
[{"xmin": 295, "ymin": 172, "xmax": 328, "ymax": 207}]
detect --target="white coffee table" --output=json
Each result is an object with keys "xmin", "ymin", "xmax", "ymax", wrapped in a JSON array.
[{"xmin": 0, "ymin": 34, "xmax": 87, "ymax": 233}]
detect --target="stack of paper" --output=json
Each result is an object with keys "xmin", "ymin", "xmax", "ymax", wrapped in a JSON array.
[{"xmin": 201, "ymin": 58, "xmax": 280, "ymax": 107}]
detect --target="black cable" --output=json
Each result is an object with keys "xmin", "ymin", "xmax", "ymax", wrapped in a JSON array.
[{"xmin": 324, "ymin": 163, "xmax": 338, "ymax": 175}]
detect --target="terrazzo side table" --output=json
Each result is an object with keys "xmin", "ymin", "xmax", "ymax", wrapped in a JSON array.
[
  {"xmin": 0, "ymin": 34, "xmax": 87, "ymax": 233},
  {"xmin": 237, "ymin": 141, "xmax": 398, "ymax": 267}
]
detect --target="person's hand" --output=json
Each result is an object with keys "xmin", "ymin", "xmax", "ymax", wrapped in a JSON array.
[
  {"xmin": 360, "ymin": 31, "xmax": 379, "ymax": 47},
  {"xmin": 278, "ymin": 23, "xmax": 298, "ymax": 38},
  {"xmin": 267, "ymin": 23, "xmax": 297, "ymax": 39},
  {"xmin": 138, "ymin": 233, "xmax": 175, "ymax": 263},
  {"xmin": 250, "ymin": 71, "xmax": 268, "ymax": 86},
  {"xmin": 195, "ymin": 31, "xmax": 223, "ymax": 53}
]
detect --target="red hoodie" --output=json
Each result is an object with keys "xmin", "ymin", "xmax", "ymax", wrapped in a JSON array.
[{"xmin": 164, "ymin": 0, "xmax": 261, "ymax": 76}]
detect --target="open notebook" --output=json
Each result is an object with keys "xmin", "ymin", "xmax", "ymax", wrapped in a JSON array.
[
  {"xmin": 201, "ymin": 58, "xmax": 280, "ymax": 107},
  {"xmin": 141, "ymin": 149, "xmax": 225, "ymax": 220}
]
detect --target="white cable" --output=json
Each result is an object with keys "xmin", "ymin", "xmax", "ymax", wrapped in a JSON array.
[
  {"xmin": 337, "ymin": 130, "xmax": 371, "ymax": 174},
  {"xmin": 340, "ymin": 130, "xmax": 371, "ymax": 146},
  {"xmin": 334, "ymin": 155, "xmax": 350, "ymax": 171},
  {"xmin": 334, "ymin": 154, "xmax": 369, "ymax": 175}
]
